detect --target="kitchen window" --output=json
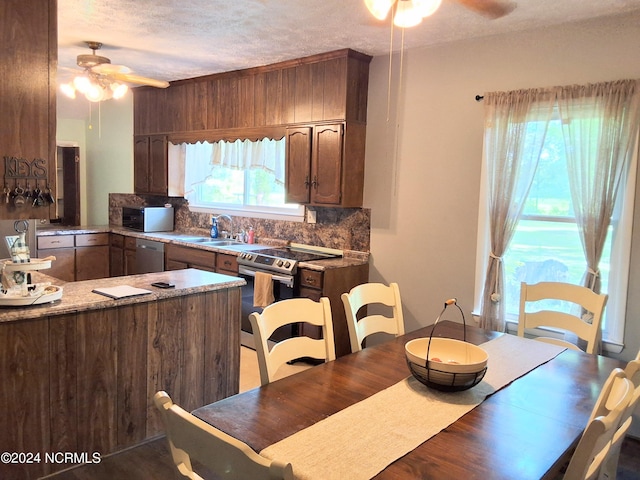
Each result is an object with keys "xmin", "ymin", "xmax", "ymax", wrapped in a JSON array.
[
  {"xmin": 177, "ymin": 137, "xmax": 305, "ymax": 220},
  {"xmin": 474, "ymin": 81, "xmax": 640, "ymax": 350}
]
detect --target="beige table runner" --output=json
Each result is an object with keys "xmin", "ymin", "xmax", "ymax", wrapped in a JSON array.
[{"xmin": 260, "ymin": 334, "xmax": 565, "ymax": 480}]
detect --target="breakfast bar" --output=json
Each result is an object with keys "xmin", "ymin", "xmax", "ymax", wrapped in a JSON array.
[{"xmin": 0, "ymin": 269, "xmax": 245, "ymax": 480}]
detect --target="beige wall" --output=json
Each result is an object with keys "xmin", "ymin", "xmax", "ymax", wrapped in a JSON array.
[
  {"xmin": 57, "ymin": 96, "xmax": 134, "ymax": 225},
  {"xmin": 364, "ymin": 12, "xmax": 640, "ymax": 362},
  {"xmin": 56, "ymin": 118, "xmax": 88, "ymax": 225}
]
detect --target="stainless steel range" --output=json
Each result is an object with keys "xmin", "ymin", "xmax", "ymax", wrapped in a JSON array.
[
  {"xmin": 237, "ymin": 243, "xmax": 342, "ymax": 348},
  {"xmin": 237, "ymin": 243, "xmax": 341, "ymax": 276}
]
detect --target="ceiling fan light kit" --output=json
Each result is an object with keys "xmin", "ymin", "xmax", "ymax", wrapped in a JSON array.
[
  {"xmin": 364, "ymin": 0, "xmax": 516, "ymax": 26},
  {"xmin": 60, "ymin": 41, "xmax": 168, "ymax": 103},
  {"xmin": 365, "ymin": 0, "xmax": 443, "ymax": 27}
]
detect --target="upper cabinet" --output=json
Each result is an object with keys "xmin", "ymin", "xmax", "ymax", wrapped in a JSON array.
[
  {"xmin": 286, "ymin": 122, "xmax": 364, "ymax": 207},
  {"xmin": 0, "ymin": 0, "xmax": 57, "ymax": 220},
  {"xmin": 134, "ymin": 134, "xmax": 168, "ymax": 195},
  {"xmin": 132, "ymin": 49, "xmax": 371, "ymax": 204}
]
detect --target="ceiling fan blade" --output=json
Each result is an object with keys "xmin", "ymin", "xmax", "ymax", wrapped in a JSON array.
[
  {"xmin": 108, "ymin": 72, "xmax": 169, "ymax": 88},
  {"xmin": 92, "ymin": 63, "xmax": 131, "ymax": 75},
  {"xmin": 452, "ymin": 0, "xmax": 516, "ymax": 19}
]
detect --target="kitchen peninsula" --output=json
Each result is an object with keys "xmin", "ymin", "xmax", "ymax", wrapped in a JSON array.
[{"xmin": 0, "ymin": 268, "xmax": 244, "ymax": 480}]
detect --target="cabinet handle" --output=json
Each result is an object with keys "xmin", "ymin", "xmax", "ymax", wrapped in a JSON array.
[
  {"xmin": 311, "ymin": 176, "xmax": 318, "ymax": 189},
  {"xmin": 304, "ymin": 175, "xmax": 310, "ymax": 187},
  {"xmin": 305, "ymin": 276, "xmax": 316, "ymax": 285}
]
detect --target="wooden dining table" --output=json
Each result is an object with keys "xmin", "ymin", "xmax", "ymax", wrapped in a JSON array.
[{"xmin": 193, "ymin": 320, "xmax": 625, "ymax": 479}]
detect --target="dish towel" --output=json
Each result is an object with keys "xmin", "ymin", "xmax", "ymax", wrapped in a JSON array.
[{"xmin": 254, "ymin": 271, "xmax": 275, "ymax": 307}]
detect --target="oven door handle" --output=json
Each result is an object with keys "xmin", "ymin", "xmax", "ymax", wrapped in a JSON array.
[{"xmin": 238, "ymin": 265, "xmax": 294, "ymax": 288}]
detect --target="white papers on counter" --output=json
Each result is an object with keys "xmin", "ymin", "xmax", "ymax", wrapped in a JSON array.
[{"xmin": 92, "ymin": 285, "xmax": 153, "ymax": 299}]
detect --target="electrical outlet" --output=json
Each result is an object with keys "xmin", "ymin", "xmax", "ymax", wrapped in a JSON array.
[{"xmin": 306, "ymin": 209, "xmax": 317, "ymax": 224}]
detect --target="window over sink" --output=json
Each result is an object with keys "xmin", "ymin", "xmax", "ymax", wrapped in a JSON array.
[{"xmin": 173, "ymin": 137, "xmax": 305, "ymax": 220}]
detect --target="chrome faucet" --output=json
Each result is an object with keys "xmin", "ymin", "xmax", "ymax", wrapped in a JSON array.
[{"xmin": 215, "ymin": 214, "xmax": 234, "ymax": 239}]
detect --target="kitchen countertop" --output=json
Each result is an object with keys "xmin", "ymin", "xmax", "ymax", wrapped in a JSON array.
[
  {"xmin": 0, "ymin": 268, "xmax": 244, "ymax": 323},
  {"xmin": 35, "ymin": 224, "xmax": 370, "ymax": 270}
]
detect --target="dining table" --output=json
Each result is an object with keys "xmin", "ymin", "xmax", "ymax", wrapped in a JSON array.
[{"xmin": 192, "ymin": 320, "xmax": 625, "ymax": 480}]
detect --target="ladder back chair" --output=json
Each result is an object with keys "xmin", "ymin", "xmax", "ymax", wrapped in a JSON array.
[
  {"xmin": 249, "ymin": 297, "xmax": 335, "ymax": 386},
  {"xmin": 153, "ymin": 391, "xmax": 293, "ymax": 480},
  {"xmin": 563, "ymin": 368, "xmax": 633, "ymax": 480},
  {"xmin": 518, "ymin": 281, "xmax": 608, "ymax": 354},
  {"xmin": 341, "ymin": 282, "xmax": 404, "ymax": 353},
  {"xmin": 598, "ymin": 351, "xmax": 640, "ymax": 480}
]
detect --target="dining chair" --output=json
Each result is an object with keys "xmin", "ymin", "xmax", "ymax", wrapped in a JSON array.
[
  {"xmin": 517, "ymin": 281, "xmax": 608, "ymax": 354},
  {"xmin": 153, "ymin": 391, "xmax": 294, "ymax": 480},
  {"xmin": 598, "ymin": 351, "xmax": 640, "ymax": 480},
  {"xmin": 249, "ymin": 297, "xmax": 335, "ymax": 386},
  {"xmin": 563, "ymin": 368, "xmax": 633, "ymax": 480},
  {"xmin": 341, "ymin": 282, "xmax": 404, "ymax": 352}
]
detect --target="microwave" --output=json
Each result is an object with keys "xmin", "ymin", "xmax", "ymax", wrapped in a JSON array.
[{"xmin": 122, "ymin": 206, "xmax": 174, "ymax": 232}]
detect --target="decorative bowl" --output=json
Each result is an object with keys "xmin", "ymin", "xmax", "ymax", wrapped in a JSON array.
[{"xmin": 405, "ymin": 337, "xmax": 488, "ymax": 391}]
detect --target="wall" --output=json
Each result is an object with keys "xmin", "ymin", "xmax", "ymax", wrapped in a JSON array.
[
  {"xmin": 56, "ymin": 119, "xmax": 87, "ymax": 225},
  {"xmin": 364, "ymin": 11, "xmax": 640, "ymax": 363},
  {"xmin": 84, "ymin": 97, "xmax": 135, "ymax": 225}
]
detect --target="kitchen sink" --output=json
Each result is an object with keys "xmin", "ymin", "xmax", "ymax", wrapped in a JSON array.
[{"xmin": 200, "ymin": 240, "xmax": 242, "ymax": 246}]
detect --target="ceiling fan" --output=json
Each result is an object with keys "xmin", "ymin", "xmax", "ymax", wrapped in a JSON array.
[
  {"xmin": 60, "ymin": 41, "xmax": 169, "ymax": 102},
  {"xmin": 365, "ymin": 0, "xmax": 517, "ymax": 27}
]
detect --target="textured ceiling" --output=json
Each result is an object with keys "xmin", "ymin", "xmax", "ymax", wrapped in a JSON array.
[{"xmin": 57, "ymin": 0, "xmax": 640, "ymax": 118}]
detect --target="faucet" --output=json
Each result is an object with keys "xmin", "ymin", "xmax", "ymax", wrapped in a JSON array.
[{"xmin": 214, "ymin": 214, "xmax": 234, "ymax": 239}]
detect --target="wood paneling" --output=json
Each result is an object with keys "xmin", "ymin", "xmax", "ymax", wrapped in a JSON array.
[
  {"xmin": 0, "ymin": 287, "xmax": 240, "ymax": 479},
  {"xmin": 116, "ymin": 303, "xmax": 149, "ymax": 448},
  {"xmin": 0, "ymin": 0, "xmax": 57, "ymax": 220}
]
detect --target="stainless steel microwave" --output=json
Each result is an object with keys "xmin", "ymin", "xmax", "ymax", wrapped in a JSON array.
[{"xmin": 122, "ymin": 206, "xmax": 174, "ymax": 232}]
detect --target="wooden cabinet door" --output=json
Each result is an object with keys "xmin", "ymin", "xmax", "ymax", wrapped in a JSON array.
[
  {"xmin": 76, "ymin": 245, "xmax": 110, "ymax": 281},
  {"xmin": 109, "ymin": 234, "xmax": 124, "ymax": 277},
  {"xmin": 285, "ymin": 127, "xmax": 312, "ymax": 204},
  {"xmin": 43, "ymin": 248, "xmax": 75, "ymax": 282},
  {"xmin": 148, "ymin": 135, "xmax": 168, "ymax": 195},
  {"xmin": 134, "ymin": 136, "xmax": 150, "ymax": 194},
  {"xmin": 311, "ymin": 123, "xmax": 343, "ymax": 205},
  {"xmin": 124, "ymin": 248, "xmax": 137, "ymax": 275}
]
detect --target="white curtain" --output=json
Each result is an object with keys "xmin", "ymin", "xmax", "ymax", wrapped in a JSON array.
[
  {"xmin": 479, "ymin": 89, "xmax": 556, "ymax": 332},
  {"xmin": 557, "ymin": 80, "xmax": 640, "ymax": 293},
  {"xmin": 183, "ymin": 137, "xmax": 285, "ymax": 204}
]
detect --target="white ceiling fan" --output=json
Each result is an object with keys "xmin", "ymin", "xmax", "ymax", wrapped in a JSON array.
[
  {"xmin": 60, "ymin": 41, "xmax": 169, "ymax": 102},
  {"xmin": 365, "ymin": 0, "xmax": 517, "ymax": 27}
]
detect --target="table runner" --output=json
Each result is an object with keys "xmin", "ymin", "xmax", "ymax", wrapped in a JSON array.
[{"xmin": 260, "ymin": 334, "xmax": 565, "ymax": 480}]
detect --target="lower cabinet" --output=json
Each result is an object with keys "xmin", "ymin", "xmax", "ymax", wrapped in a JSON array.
[
  {"xmin": 297, "ymin": 263, "xmax": 369, "ymax": 357},
  {"xmin": 38, "ymin": 233, "xmax": 109, "ymax": 281},
  {"xmin": 216, "ymin": 252, "xmax": 239, "ymax": 276},
  {"xmin": 165, "ymin": 244, "xmax": 217, "ymax": 272}
]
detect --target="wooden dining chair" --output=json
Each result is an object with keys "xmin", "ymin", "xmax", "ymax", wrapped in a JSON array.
[
  {"xmin": 249, "ymin": 297, "xmax": 335, "ymax": 386},
  {"xmin": 598, "ymin": 352, "xmax": 640, "ymax": 480},
  {"xmin": 563, "ymin": 368, "xmax": 633, "ymax": 480},
  {"xmin": 517, "ymin": 281, "xmax": 608, "ymax": 354},
  {"xmin": 341, "ymin": 282, "xmax": 404, "ymax": 352},
  {"xmin": 153, "ymin": 391, "xmax": 294, "ymax": 480}
]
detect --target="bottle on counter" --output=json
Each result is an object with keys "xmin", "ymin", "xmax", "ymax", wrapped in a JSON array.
[
  {"xmin": 247, "ymin": 226, "xmax": 255, "ymax": 244},
  {"xmin": 210, "ymin": 216, "xmax": 218, "ymax": 238}
]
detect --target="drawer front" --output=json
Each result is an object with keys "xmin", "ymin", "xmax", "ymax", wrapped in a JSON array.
[
  {"xmin": 124, "ymin": 236, "xmax": 137, "ymax": 250},
  {"xmin": 166, "ymin": 244, "xmax": 216, "ymax": 269},
  {"xmin": 298, "ymin": 268, "xmax": 323, "ymax": 290},
  {"xmin": 110, "ymin": 234, "xmax": 124, "ymax": 248},
  {"xmin": 216, "ymin": 253, "xmax": 238, "ymax": 274},
  {"xmin": 75, "ymin": 233, "xmax": 109, "ymax": 247},
  {"xmin": 37, "ymin": 235, "xmax": 75, "ymax": 249}
]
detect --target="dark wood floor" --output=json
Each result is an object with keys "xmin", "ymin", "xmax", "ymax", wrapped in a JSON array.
[{"xmin": 38, "ymin": 434, "xmax": 640, "ymax": 480}]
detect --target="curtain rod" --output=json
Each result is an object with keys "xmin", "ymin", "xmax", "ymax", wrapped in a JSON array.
[{"xmin": 475, "ymin": 95, "xmax": 484, "ymax": 101}]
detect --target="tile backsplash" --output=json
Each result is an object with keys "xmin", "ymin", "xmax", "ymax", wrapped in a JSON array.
[{"xmin": 109, "ymin": 194, "xmax": 370, "ymax": 252}]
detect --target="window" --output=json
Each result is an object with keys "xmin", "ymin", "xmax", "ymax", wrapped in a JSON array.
[
  {"xmin": 179, "ymin": 137, "xmax": 304, "ymax": 219},
  {"xmin": 475, "ymin": 84, "xmax": 639, "ymax": 350}
]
